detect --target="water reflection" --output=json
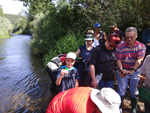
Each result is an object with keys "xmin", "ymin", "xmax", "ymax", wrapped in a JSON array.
[{"xmin": 0, "ymin": 35, "xmax": 52, "ymax": 113}]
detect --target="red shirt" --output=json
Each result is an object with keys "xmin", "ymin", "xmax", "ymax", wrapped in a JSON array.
[{"xmin": 46, "ymin": 87, "xmax": 96, "ymax": 113}]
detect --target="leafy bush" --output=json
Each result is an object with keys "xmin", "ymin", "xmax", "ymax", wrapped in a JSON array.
[
  {"xmin": 30, "ymin": 4, "xmax": 91, "ymax": 56},
  {"xmin": 26, "ymin": 0, "xmax": 150, "ymax": 65},
  {"xmin": 0, "ymin": 16, "xmax": 12, "ymax": 36},
  {"xmin": 43, "ymin": 32, "xmax": 84, "ymax": 66},
  {"xmin": 13, "ymin": 17, "xmax": 28, "ymax": 34},
  {"xmin": 0, "ymin": 7, "xmax": 4, "ymax": 17}
]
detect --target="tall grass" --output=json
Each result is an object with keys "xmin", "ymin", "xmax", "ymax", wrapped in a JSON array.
[{"xmin": 43, "ymin": 32, "xmax": 84, "ymax": 66}]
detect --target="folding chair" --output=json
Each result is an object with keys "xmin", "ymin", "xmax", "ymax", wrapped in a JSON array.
[{"xmin": 138, "ymin": 75, "xmax": 150, "ymax": 104}]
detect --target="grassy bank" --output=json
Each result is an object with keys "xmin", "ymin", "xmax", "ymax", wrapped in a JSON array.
[
  {"xmin": 0, "ymin": 34, "xmax": 11, "ymax": 39},
  {"xmin": 43, "ymin": 32, "xmax": 84, "ymax": 66}
]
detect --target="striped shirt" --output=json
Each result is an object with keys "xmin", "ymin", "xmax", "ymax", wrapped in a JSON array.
[{"xmin": 116, "ymin": 41, "xmax": 146, "ymax": 69}]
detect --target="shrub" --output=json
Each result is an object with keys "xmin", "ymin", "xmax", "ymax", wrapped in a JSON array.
[
  {"xmin": 0, "ymin": 7, "xmax": 4, "ymax": 17},
  {"xmin": 13, "ymin": 17, "xmax": 28, "ymax": 34},
  {"xmin": 43, "ymin": 32, "xmax": 84, "ymax": 66},
  {"xmin": 0, "ymin": 16, "xmax": 12, "ymax": 36}
]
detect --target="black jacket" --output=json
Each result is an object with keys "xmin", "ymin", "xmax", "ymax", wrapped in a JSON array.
[{"xmin": 89, "ymin": 44, "xmax": 116, "ymax": 81}]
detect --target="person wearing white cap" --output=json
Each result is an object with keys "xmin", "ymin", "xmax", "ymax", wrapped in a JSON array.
[
  {"xmin": 76, "ymin": 34, "xmax": 95, "ymax": 86},
  {"xmin": 46, "ymin": 87, "xmax": 121, "ymax": 113},
  {"xmin": 55, "ymin": 52, "xmax": 79, "ymax": 93}
]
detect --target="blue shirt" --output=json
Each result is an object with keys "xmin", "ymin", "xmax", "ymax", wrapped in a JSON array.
[{"xmin": 56, "ymin": 65, "xmax": 79, "ymax": 93}]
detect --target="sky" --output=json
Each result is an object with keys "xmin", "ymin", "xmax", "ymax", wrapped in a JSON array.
[{"xmin": 0, "ymin": 0, "xmax": 28, "ymax": 15}]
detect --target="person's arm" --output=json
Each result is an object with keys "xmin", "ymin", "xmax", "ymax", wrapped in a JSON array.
[
  {"xmin": 116, "ymin": 59, "xmax": 129, "ymax": 77},
  {"xmin": 89, "ymin": 47, "xmax": 99, "ymax": 88},
  {"xmin": 128, "ymin": 57, "xmax": 144, "ymax": 74},
  {"xmin": 75, "ymin": 48, "xmax": 81, "ymax": 56},
  {"xmin": 75, "ymin": 79, "xmax": 79, "ymax": 87},
  {"xmin": 55, "ymin": 69, "xmax": 68, "ymax": 86},
  {"xmin": 117, "ymin": 57, "xmax": 144, "ymax": 77},
  {"xmin": 55, "ymin": 75, "xmax": 63, "ymax": 86},
  {"xmin": 90, "ymin": 64, "xmax": 97, "ymax": 88},
  {"xmin": 103, "ymin": 32, "xmax": 107, "ymax": 41}
]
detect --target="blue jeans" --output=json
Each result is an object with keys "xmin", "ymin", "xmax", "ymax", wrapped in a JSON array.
[
  {"xmin": 98, "ymin": 80, "xmax": 114, "ymax": 88},
  {"xmin": 117, "ymin": 69, "xmax": 140, "ymax": 98}
]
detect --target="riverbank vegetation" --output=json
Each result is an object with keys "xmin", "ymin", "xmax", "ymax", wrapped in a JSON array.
[
  {"xmin": 18, "ymin": 0, "xmax": 150, "ymax": 65},
  {"xmin": 0, "ymin": 7, "xmax": 12, "ymax": 38},
  {"xmin": 0, "ymin": 7, "xmax": 29, "ymax": 38},
  {"xmin": 0, "ymin": 16, "xmax": 13, "ymax": 38}
]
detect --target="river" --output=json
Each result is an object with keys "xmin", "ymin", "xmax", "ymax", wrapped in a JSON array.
[{"xmin": 0, "ymin": 35, "xmax": 53, "ymax": 113}]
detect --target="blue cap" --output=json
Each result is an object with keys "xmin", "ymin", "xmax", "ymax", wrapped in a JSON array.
[{"xmin": 94, "ymin": 23, "xmax": 101, "ymax": 28}]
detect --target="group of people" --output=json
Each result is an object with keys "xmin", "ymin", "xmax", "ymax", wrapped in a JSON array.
[{"xmin": 46, "ymin": 22, "xmax": 150, "ymax": 113}]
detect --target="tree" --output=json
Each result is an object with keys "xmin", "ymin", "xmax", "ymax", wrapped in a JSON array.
[{"xmin": 0, "ymin": 7, "xmax": 4, "ymax": 17}]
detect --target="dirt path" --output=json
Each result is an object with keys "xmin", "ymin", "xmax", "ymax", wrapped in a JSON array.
[{"xmin": 122, "ymin": 95, "xmax": 145, "ymax": 113}]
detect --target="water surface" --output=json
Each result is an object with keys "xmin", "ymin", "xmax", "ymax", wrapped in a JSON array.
[{"xmin": 0, "ymin": 35, "xmax": 52, "ymax": 113}]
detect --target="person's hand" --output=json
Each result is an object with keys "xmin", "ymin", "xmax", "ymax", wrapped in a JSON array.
[
  {"xmin": 90, "ymin": 78, "xmax": 98, "ymax": 88},
  {"xmin": 119, "ymin": 69, "xmax": 134, "ymax": 77},
  {"xmin": 119, "ymin": 71, "xmax": 126, "ymax": 78},
  {"xmin": 60, "ymin": 69, "xmax": 68, "ymax": 76},
  {"xmin": 128, "ymin": 70, "xmax": 135, "ymax": 75},
  {"xmin": 119, "ymin": 69, "xmax": 127, "ymax": 78}
]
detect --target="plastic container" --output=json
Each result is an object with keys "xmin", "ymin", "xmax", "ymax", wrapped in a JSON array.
[{"xmin": 96, "ymin": 73, "xmax": 102, "ymax": 83}]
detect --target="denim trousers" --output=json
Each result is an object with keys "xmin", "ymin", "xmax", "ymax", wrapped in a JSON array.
[
  {"xmin": 98, "ymin": 80, "xmax": 114, "ymax": 88},
  {"xmin": 117, "ymin": 69, "xmax": 140, "ymax": 98}
]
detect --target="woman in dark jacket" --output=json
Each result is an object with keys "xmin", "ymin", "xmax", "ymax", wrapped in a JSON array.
[{"xmin": 89, "ymin": 34, "xmax": 121, "ymax": 88}]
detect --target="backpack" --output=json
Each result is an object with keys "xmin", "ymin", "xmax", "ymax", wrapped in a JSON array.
[
  {"xmin": 47, "ymin": 54, "xmax": 67, "ymax": 91},
  {"xmin": 99, "ymin": 31, "xmax": 105, "ymax": 45}
]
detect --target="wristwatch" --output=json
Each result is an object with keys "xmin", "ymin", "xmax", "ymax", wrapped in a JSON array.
[{"xmin": 130, "ymin": 67, "xmax": 136, "ymax": 72}]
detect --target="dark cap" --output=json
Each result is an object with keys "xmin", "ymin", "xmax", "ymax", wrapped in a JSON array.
[{"xmin": 109, "ymin": 22, "xmax": 117, "ymax": 28}]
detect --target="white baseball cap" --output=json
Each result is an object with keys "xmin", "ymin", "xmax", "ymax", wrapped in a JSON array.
[
  {"xmin": 90, "ymin": 88, "xmax": 121, "ymax": 113},
  {"xmin": 66, "ymin": 52, "xmax": 76, "ymax": 60}
]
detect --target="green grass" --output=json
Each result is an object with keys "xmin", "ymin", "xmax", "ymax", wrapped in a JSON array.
[
  {"xmin": 43, "ymin": 32, "xmax": 84, "ymax": 66},
  {"xmin": 0, "ymin": 34, "xmax": 11, "ymax": 39}
]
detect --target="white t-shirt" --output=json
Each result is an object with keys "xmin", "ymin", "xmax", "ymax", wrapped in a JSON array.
[{"xmin": 92, "ymin": 38, "xmax": 99, "ymax": 47}]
